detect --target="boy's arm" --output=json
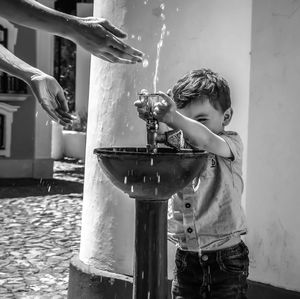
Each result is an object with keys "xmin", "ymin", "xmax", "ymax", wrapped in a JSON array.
[
  {"xmin": 154, "ymin": 92, "xmax": 233, "ymax": 158},
  {"xmin": 0, "ymin": 0, "xmax": 143, "ymax": 63},
  {"xmin": 167, "ymin": 111, "xmax": 233, "ymax": 158}
]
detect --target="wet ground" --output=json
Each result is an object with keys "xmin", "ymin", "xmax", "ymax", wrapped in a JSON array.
[{"xmin": 0, "ymin": 159, "xmax": 84, "ymax": 299}]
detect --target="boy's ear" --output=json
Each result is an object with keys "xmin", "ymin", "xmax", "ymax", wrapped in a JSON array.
[{"xmin": 223, "ymin": 107, "xmax": 233, "ymax": 126}]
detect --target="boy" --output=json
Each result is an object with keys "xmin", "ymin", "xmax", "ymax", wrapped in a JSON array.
[{"xmin": 135, "ymin": 68, "xmax": 249, "ymax": 298}]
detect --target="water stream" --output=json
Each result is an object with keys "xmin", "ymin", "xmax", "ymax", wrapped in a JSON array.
[{"xmin": 153, "ymin": 23, "xmax": 166, "ymax": 92}]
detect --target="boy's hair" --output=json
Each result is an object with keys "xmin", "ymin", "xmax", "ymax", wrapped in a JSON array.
[{"xmin": 172, "ymin": 68, "xmax": 231, "ymax": 112}]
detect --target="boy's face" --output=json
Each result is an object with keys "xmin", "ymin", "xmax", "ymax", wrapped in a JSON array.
[{"xmin": 178, "ymin": 96, "xmax": 230, "ymax": 134}]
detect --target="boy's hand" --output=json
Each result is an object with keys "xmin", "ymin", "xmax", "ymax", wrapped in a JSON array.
[
  {"xmin": 134, "ymin": 89, "xmax": 150, "ymax": 121},
  {"xmin": 153, "ymin": 91, "xmax": 176, "ymax": 124}
]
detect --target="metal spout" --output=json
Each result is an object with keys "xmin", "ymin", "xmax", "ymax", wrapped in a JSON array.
[
  {"xmin": 138, "ymin": 93, "xmax": 160, "ymax": 153},
  {"xmin": 146, "ymin": 119, "xmax": 159, "ymax": 152}
]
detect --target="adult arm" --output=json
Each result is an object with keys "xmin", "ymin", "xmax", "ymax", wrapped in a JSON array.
[
  {"xmin": 0, "ymin": 44, "xmax": 73, "ymax": 125},
  {"xmin": 0, "ymin": 0, "xmax": 143, "ymax": 64}
]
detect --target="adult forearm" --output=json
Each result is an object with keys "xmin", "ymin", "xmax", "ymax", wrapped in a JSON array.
[
  {"xmin": 0, "ymin": 0, "xmax": 76, "ymax": 39},
  {"xmin": 0, "ymin": 44, "xmax": 42, "ymax": 84}
]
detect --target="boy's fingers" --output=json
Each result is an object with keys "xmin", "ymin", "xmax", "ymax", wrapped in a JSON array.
[
  {"xmin": 157, "ymin": 91, "xmax": 172, "ymax": 103},
  {"xmin": 134, "ymin": 100, "xmax": 145, "ymax": 108},
  {"xmin": 167, "ymin": 89, "xmax": 173, "ymax": 97},
  {"xmin": 139, "ymin": 89, "xmax": 149, "ymax": 95}
]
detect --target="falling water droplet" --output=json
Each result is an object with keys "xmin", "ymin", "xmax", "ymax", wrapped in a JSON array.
[
  {"xmin": 147, "ymin": 291, "xmax": 151, "ymax": 299},
  {"xmin": 124, "ymin": 176, "xmax": 127, "ymax": 184},
  {"xmin": 160, "ymin": 3, "xmax": 165, "ymax": 10},
  {"xmin": 176, "ymin": 7, "xmax": 179, "ymax": 12},
  {"xmin": 35, "ymin": 112, "xmax": 38, "ymax": 117},
  {"xmin": 137, "ymin": 35, "xmax": 142, "ymax": 41},
  {"xmin": 131, "ymin": 34, "xmax": 135, "ymax": 39},
  {"xmin": 131, "ymin": 185, "xmax": 134, "ymax": 192},
  {"xmin": 167, "ymin": 30, "xmax": 170, "ymax": 36},
  {"xmin": 127, "ymin": 91, "xmax": 131, "ymax": 97},
  {"xmin": 142, "ymin": 271, "xmax": 144, "ymax": 279},
  {"xmin": 150, "ymin": 158, "xmax": 154, "ymax": 166},
  {"xmin": 155, "ymin": 187, "xmax": 158, "ymax": 195},
  {"xmin": 143, "ymin": 176, "xmax": 146, "ymax": 183},
  {"xmin": 48, "ymin": 186, "xmax": 51, "ymax": 192},
  {"xmin": 109, "ymin": 278, "xmax": 115, "ymax": 285},
  {"xmin": 142, "ymin": 59, "xmax": 149, "ymax": 68}
]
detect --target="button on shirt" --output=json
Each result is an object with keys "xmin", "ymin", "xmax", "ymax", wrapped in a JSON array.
[{"xmin": 168, "ymin": 131, "xmax": 247, "ymax": 252}]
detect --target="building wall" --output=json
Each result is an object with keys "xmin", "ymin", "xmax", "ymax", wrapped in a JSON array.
[
  {"xmin": 246, "ymin": 0, "xmax": 300, "ymax": 292},
  {"xmin": 10, "ymin": 25, "xmax": 36, "ymax": 159}
]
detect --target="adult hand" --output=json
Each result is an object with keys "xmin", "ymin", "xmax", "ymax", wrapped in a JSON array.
[
  {"xmin": 28, "ymin": 73, "xmax": 74, "ymax": 126},
  {"xmin": 71, "ymin": 17, "xmax": 144, "ymax": 64}
]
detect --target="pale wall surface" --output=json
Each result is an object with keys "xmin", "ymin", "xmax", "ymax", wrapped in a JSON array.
[
  {"xmin": 246, "ymin": 0, "xmax": 300, "ymax": 292},
  {"xmin": 80, "ymin": 0, "xmax": 252, "ymax": 278}
]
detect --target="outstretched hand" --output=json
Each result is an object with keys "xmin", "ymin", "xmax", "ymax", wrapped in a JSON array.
[
  {"xmin": 71, "ymin": 17, "xmax": 144, "ymax": 64},
  {"xmin": 29, "ymin": 73, "xmax": 75, "ymax": 126}
]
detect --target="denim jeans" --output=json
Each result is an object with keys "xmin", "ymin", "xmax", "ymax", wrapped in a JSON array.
[{"xmin": 172, "ymin": 241, "xmax": 249, "ymax": 299}]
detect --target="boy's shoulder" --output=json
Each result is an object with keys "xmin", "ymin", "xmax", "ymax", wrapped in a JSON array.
[{"xmin": 219, "ymin": 130, "xmax": 243, "ymax": 161}]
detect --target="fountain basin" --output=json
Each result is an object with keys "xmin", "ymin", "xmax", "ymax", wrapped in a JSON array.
[{"xmin": 94, "ymin": 147, "xmax": 207, "ymax": 200}]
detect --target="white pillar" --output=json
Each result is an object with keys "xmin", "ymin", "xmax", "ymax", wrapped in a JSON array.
[{"xmin": 79, "ymin": 0, "xmax": 252, "ymax": 279}]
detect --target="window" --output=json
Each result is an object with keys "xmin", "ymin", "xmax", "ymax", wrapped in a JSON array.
[{"xmin": 0, "ymin": 114, "xmax": 4, "ymax": 149}]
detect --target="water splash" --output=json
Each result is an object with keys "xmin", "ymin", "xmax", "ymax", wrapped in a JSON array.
[
  {"xmin": 156, "ymin": 172, "xmax": 161, "ymax": 183},
  {"xmin": 142, "ymin": 59, "xmax": 149, "ymax": 68},
  {"xmin": 153, "ymin": 23, "xmax": 167, "ymax": 92}
]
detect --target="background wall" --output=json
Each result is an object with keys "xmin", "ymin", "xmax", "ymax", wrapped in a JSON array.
[{"xmin": 246, "ymin": 0, "xmax": 300, "ymax": 292}]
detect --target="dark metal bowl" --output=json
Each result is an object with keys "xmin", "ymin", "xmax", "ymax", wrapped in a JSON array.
[{"xmin": 94, "ymin": 147, "xmax": 207, "ymax": 200}]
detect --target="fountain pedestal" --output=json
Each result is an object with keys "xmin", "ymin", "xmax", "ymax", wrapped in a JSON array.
[
  {"xmin": 134, "ymin": 199, "xmax": 168, "ymax": 298},
  {"xmin": 94, "ymin": 147, "xmax": 206, "ymax": 299}
]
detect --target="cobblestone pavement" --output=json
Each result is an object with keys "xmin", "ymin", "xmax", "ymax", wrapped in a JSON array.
[{"xmin": 0, "ymin": 159, "xmax": 84, "ymax": 299}]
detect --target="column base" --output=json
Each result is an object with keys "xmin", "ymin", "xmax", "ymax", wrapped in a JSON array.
[{"xmin": 67, "ymin": 255, "xmax": 133, "ymax": 299}]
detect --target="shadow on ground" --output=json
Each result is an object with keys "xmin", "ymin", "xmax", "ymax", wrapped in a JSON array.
[{"xmin": 0, "ymin": 158, "xmax": 84, "ymax": 199}]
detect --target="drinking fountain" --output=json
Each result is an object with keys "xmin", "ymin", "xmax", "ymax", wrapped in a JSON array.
[{"xmin": 94, "ymin": 94, "xmax": 206, "ymax": 299}]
